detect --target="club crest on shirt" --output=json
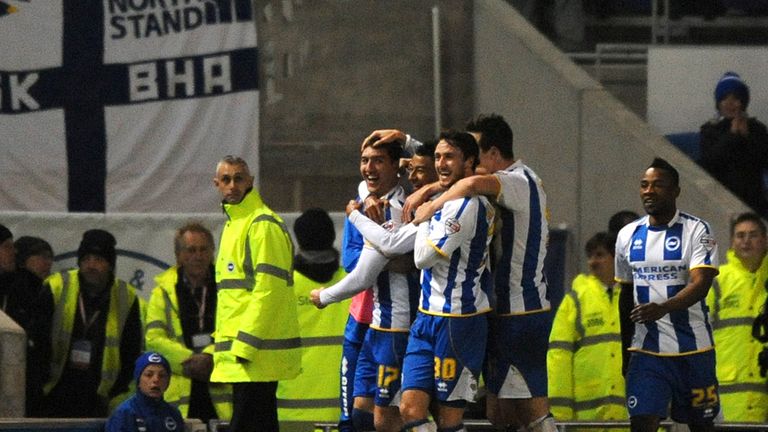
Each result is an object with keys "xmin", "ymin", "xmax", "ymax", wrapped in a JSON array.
[
  {"xmin": 627, "ymin": 395, "xmax": 638, "ymax": 409},
  {"xmin": 382, "ymin": 220, "xmax": 396, "ymax": 232},
  {"xmin": 444, "ymin": 218, "xmax": 461, "ymax": 234},
  {"xmin": 164, "ymin": 417, "xmax": 178, "ymax": 430},
  {"xmin": 699, "ymin": 234, "xmax": 716, "ymax": 251},
  {"xmin": 665, "ymin": 236, "xmax": 681, "ymax": 252}
]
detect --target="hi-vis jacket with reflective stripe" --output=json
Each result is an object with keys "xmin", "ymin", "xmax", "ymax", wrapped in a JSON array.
[
  {"xmin": 43, "ymin": 270, "xmax": 138, "ymax": 404},
  {"xmin": 547, "ymin": 274, "xmax": 626, "ymax": 422},
  {"xmin": 706, "ymin": 249, "xmax": 768, "ymax": 422},
  {"xmin": 277, "ymin": 267, "xmax": 349, "ymax": 424},
  {"xmin": 145, "ymin": 266, "xmax": 233, "ymax": 419},
  {"xmin": 211, "ymin": 189, "xmax": 302, "ymax": 382}
]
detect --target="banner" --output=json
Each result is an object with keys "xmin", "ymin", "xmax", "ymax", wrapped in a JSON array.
[{"xmin": 0, "ymin": 0, "xmax": 259, "ymax": 212}]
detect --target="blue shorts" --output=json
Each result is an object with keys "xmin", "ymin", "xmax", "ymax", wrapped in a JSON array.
[
  {"xmin": 626, "ymin": 350, "xmax": 720, "ymax": 424},
  {"xmin": 340, "ymin": 315, "xmax": 370, "ymax": 421},
  {"xmin": 485, "ymin": 312, "xmax": 551, "ymax": 398},
  {"xmin": 353, "ymin": 329, "xmax": 409, "ymax": 407},
  {"xmin": 401, "ymin": 312, "xmax": 487, "ymax": 405}
]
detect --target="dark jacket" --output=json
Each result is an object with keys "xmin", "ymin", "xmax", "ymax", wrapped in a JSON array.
[
  {"xmin": 700, "ymin": 116, "xmax": 768, "ymax": 215},
  {"xmin": 105, "ymin": 391, "xmax": 184, "ymax": 432}
]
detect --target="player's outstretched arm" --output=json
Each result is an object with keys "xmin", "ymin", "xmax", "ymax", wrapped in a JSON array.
[
  {"xmin": 411, "ymin": 174, "xmax": 500, "ymax": 225},
  {"xmin": 311, "ymin": 246, "xmax": 388, "ymax": 308}
]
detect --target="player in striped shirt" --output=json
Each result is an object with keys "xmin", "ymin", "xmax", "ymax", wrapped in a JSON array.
[
  {"xmin": 403, "ymin": 115, "xmax": 553, "ymax": 432},
  {"xmin": 615, "ymin": 157, "xmax": 720, "ymax": 432},
  {"xmin": 311, "ymin": 139, "xmax": 421, "ymax": 432},
  {"xmin": 389, "ymin": 130, "xmax": 495, "ymax": 432}
]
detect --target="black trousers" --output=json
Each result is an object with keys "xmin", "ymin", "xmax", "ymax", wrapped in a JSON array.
[{"xmin": 230, "ymin": 381, "xmax": 279, "ymax": 432}]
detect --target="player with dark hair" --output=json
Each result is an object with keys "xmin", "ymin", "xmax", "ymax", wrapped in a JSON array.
[{"xmin": 615, "ymin": 157, "xmax": 720, "ymax": 432}]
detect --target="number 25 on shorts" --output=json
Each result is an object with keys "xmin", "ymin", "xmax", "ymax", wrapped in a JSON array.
[{"xmin": 691, "ymin": 385, "xmax": 718, "ymax": 408}]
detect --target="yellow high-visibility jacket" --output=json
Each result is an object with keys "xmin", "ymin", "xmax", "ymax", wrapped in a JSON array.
[
  {"xmin": 145, "ymin": 266, "xmax": 233, "ymax": 419},
  {"xmin": 277, "ymin": 267, "xmax": 349, "ymax": 426},
  {"xmin": 706, "ymin": 249, "xmax": 768, "ymax": 422},
  {"xmin": 211, "ymin": 189, "xmax": 302, "ymax": 382},
  {"xmin": 43, "ymin": 270, "xmax": 139, "ymax": 407},
  {"xmin": 548, "ymin": 274, "xmax": 626, "ymax": 423}
]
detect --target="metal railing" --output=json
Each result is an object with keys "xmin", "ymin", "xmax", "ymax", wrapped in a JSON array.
[{"xmin": 311, "ymin": 420, "xmax": 768, "ymax": 432}]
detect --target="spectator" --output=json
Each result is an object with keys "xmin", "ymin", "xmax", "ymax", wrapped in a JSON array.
[
  {"xmin": 700, "ymin": 71, "xmax": 768, "ymax": 216},
  {"xmin": 105, "ymin": 351, "xmax": 184, "ymax": 432},
  {"xmin": 0, "ymin": 225, "xmax": 31, "ymax": 330},
  {"xmin": 15, "ymin": 236, "xmax": 54, "ymax": 281},
  {"xmin": 608, "ymin": 210, "xmax": 639, "ymax": 237},
  {"xmin": 145, "ymin": 222, "xmax": 232, "ymax": 423},
  {"xmin": 277, "ymin": 208, "xmax": 350, "ymax": 430},
  {"xmin": 1, "ymin": 232, "xmax": 52, "ymax": 416},
  {"xmin": 0, "ymin": 223, "xmax": 16, "ymax": 291},
  {"xmin": 36, "ymin": 229, "xmax": 143, "ymax": 417},
  {"xmin": 706, "ymin": 212, "xmax": 768, "ymax": 422},
  {"xmin": 548, "ymin": 232, "xmax": 627, "ymax": 428},
  {"xmin": 615, "ymin": 158, "xmax": 720, "ymax": 432},
  {"xmin": 210, "ymin": 156, "xmax": 301, "ymax": 432}
]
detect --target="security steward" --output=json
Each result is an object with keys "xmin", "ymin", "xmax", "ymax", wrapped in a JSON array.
[
  {"xmin": 145, "ymin": 222, "xmax": 233, "ymax": 422},
  {"xmin": 277, "ymin": 208, "xmax": 350, "ymax": 430},
  {"xmin": 36, "ymin": 229, "xmax": 142, "ymax": 417},
  {"xmin": 706, "ymin": 212, "xmax": 768, "ymax": 422},
  {"xmin": 210, "ymin": 155, "xmax": 301, "ymax": 432}
]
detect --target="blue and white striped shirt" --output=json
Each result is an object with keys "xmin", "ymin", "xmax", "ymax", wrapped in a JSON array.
[
  {"xmin": 491, "ymin": 161, "xmax": 550, "ymax": 315},
  {"xmin": 615, "ymin": 210, "xmax": 719, "ymax": 355},
  {"xmin": 414, "ymin": 195, "xmax": 495, "ymax": 316},
  {"xmin": 322, "ymin": 184, "xmax": 419, "ymax": 331}
]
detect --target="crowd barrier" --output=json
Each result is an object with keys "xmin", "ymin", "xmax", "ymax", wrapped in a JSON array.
[
  {"xmin": 1, "ymin": 417, "xmax": 767, "ymax": 431},
  {"xmin": 310, "ymin": 420, "xmax": 768, "ymax": 432},
  {"xmin": 0, "ymin": 418, "xmax": 205, "ymax": 431}
]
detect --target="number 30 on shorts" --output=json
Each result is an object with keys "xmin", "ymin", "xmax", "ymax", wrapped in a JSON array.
[
  {"xmin": 691, "ymin": 385, "xmax": 718, "ymax": 408},
  {"xmin": 434, "ymin": 356, "xmax": 457, "ymax": 381}
]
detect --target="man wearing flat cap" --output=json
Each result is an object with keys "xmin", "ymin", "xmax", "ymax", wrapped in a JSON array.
[{"xmin": 35, "ymin": 229, "xmax": 143, "ymax": 418}]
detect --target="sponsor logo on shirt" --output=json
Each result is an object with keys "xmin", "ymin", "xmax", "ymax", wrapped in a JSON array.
[
  {"xmin": 700, "ymin": 234, "xmax": 716, "ymax": 251},
  {"xmin": 445, "ymin": 218, "xmax": 461, "ymax": 235}
]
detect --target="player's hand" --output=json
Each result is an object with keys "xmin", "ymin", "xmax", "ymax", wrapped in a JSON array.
[
  {"xmin": 363, "ymin": 195, "xmax": 388, "ymax": 224},
  {"xmin": 182, "ymin": 353, "xmax": 213, "ymax": 381},
  {"xmin": 346, "ymin": 200, "xmax": 363, "ymax": 217},
  {"xmin": 361, "ymin": 129, "xmax": 407, "ymax": 151},
  {"xmin": 402, "ymin": 187, "xmax": 431, "ymax": 223},
  {"xmin": 630, "ymin": 302, "xmax": 669, "ymax": 323},
  {"xmin": 731, "ymin": 113, "xmax": 748, "ymax": 136},
  {"xmin": 310, "ymin": 289, "xmax": 326, "ymax": 309},
  {"xmin": 412, "ymin": 201, "xmax": 437, "ymax": 225}
]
